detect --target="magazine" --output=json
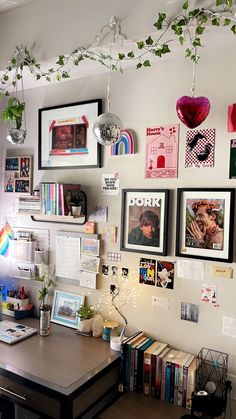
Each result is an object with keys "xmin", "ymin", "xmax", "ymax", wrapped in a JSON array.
[{"xmin": 0, "ymin": 321, "xmax": 37, "ymax": 344}]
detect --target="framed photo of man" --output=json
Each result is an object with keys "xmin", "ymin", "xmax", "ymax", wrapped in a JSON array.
[
  {"xmin": 120, "ymin": 189, "xmax": 169, "ymax": 255},
  {"xmin": 176, "ymin": 188, "xmax": 235, "ymax": 262}
]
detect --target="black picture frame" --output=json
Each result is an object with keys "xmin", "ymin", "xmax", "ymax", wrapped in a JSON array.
[
  {"xmin": 38, "ymin": 99, "xmax": 102, "ymax": 170},
  {"xmin": 176, "ymin": 188, "xmax": 235, "ymax": 262},
  {"xmin": 120, "ymin": 189, "xmax": 169, "ymax": 256}
]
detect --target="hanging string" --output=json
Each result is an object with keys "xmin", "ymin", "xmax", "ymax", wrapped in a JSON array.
[
  {"xmin": 21, "ymin": 70, "xmax": 27, "ymax": 132},
  {"xmin": 191, "ymin": 48, "xmax": 197, "ymax": 98},
  {"xmin": 106, "ymin": 16, "xmax": 117, "ymax": 113}
]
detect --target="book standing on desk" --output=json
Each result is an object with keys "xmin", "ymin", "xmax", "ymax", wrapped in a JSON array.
[{"xmin": 119, "ymin": 331, "xmax": 143, "ymax": 392}]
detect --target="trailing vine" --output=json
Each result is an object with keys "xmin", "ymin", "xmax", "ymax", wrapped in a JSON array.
[{"xmin": 0, "ymin": 0, "xmax": 235, "ymax": 98}]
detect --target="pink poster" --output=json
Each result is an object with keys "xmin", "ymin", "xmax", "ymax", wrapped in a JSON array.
[
  {"xmin": 145, "ymin": 124, "xmax": 179, "ymax": 178},
  {"xmin": 185, "ymin": 128, "xmax": 215, "ymax": 168}
]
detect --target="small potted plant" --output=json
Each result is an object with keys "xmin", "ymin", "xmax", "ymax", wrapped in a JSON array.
[
  {"xmin": 77, "ymin": 304, "xmax": 96, "ymax": 334},
  {"xmin": 38, "ymin": 264, "xmax": 55, "ymax": 336},
  {"xmin": 1, "ymin": 96, "xmax": 26, "ymax": 144}
]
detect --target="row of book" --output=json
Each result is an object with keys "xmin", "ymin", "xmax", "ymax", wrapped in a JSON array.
[
  {"xmin": 120, "ymin": 331, "xmax": 196, "ymax": 409},
  {"xmin": 40, "ymin": 182, "xmax": 81, "ymax": 216}
]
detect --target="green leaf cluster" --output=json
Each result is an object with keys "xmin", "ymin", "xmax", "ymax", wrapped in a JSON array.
[
  {"xmin": 77, "ymin": 304, "xmax": 96, "ymax": 320},
  {"xmin": 1, "ymin": 97, "xmax": 25, "ymax": 129}
]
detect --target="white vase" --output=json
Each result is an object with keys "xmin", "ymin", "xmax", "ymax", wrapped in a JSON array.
[
  {"xmin": 78, "ymin": 318, "xmax": 94, "ymax": 333},
  {"xmin": 92, "ymin": 314, "xmax": 103, "ymax": 337}
]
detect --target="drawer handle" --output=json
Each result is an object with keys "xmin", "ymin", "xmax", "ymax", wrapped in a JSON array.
[{"xmin": 0, "ymin": 385, "xmax": 27, "ymax": 401}]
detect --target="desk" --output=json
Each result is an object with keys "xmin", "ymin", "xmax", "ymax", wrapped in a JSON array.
[{"xmin": 0, "ymin": 317, "xmax": 120, "ymax": 419}]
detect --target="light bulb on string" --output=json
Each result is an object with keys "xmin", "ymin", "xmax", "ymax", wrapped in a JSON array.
[{"xmin": 93, "ymin": 16, "xmax": 123, "ymax": 146}]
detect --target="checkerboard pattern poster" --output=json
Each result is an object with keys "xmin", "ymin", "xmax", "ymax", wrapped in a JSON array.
[{"xmin": 185, "ymin": 128, "xmax": 215, "ymax": 168}]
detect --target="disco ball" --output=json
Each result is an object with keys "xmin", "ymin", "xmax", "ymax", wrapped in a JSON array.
[
  {"xmin": 93, "ymin": 112, "xmax": 123, "ymax": 145},
  {"xmin": 7, "ymin": 128, "xmax": 27, "ymax": 144}
]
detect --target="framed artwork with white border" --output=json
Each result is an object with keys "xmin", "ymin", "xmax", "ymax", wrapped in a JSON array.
[
  {"xmin": 176, "ymin": 188, "xmax": 235, "ymax": 262},
  {"xmin": 38, "ymin": 99, "xmax": 102, "ymax": 169},
  {"xmin": 51, "ymin": 290, "xmax": 85, "ymax": 329}
]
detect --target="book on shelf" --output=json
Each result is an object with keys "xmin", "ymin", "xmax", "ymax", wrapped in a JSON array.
[
  {"xmin": 135, "ymin": 338, "xmax": 155, "ymax": 393},
  {"xmin": 150, "ymin": 342, "xmax": 169, "ymax": 397},
  {"xmin": 163, "ymin": 349, "xmax": 179, "ymax": 402},
  {"xmin": 155, "ymin": 346, "xmax": 170, "ymax": 399},
  {"xmin": 182, "ymin": 354, "xmax": 196, "ymax": 408},
  {"xmin": 160, "ymin": 348, "xmax": 178, "ymax": 401},
  {"xmin": 143, "ymin": 340, "xmax": 168, "ymax": 397},
  {"xmin": 186, "ymin": 357, "xmax": 197, "ymax": 410},
  {"xmin": 128, "ymin": 335, "xmax": 147, "ymax": 391},
  {"xmin": 171, "ymin": 351, "xmax": 189, "ymax": 405},
  {"xmin": 119, "ymin": 331, "xmax": 143, "ymax": 392}
]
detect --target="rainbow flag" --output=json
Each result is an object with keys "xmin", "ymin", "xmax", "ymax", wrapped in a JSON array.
[{"xmin": 0, "ymin": 223, "xmax": 13, "ymax": 256}]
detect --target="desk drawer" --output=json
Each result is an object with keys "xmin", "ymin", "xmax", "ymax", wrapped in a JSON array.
[{"xmin": 0, "ymin": 375, "xmax": 60, "ymax": 418}]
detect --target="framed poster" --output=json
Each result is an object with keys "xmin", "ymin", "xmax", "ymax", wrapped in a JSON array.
[
  {"xmin": 176, "ymin": 188, "xmax": 235, "ymax": 262},
  {"xmin": 51, "ymin": 290, "xmax": 85, "ymax": 329},
  {"xmin": 120, "ymin": 189, "xmax": 169, "ymax": 255},
  {"xmin": 38, "ymin": 99, "xmax": 102, "ymax": 169}
]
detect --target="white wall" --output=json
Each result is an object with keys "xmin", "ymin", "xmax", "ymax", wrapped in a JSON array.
[{"xmin": 0, "ymin": 0, "xmax": 236, "ymax": 387}]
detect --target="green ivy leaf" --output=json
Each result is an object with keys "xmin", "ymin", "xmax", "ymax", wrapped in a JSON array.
[
  {"xmin": 199, "ymin": 15, "xmax": 208, "ymax": 24},
  {"xmin": 196, "ymin": 26, "xmax": 205, "ymax": 34},
  {"xmin": 189, "ymin": 9, "xmax": 201, "ymax": 18},
  {"xmin": 16, "ymin": 74, "xmax": 22, "ymax": 80},
  {"xmin": 216, "ymin": 0, "xmax": 223, "ymax": 5},
  {"xmin": 56, "ymin": 55, "xmax": 65, "ymax": 65},
  {"xmin": 143, "ymin": 60, "xmax": 151, "ymax": 67},
  {"xmin": 182, "ymin": 0, "xmax": 189, "ymax": 10},
  {"xmin": 11, "ymin": 57, "xmax": 16, "ymax": 65},
  {"xmin": 145, "ymin": 36, "xmax": 154, "ymax": 45},
  {"xmin": 155, "ymin": 49, "xmax": 162, "ymax": 57},
  {"xmin": 62, "ymin": 71, "xmax": 70, "ymax": 78},
  {"xmin": 231, "ymin": 24, "xmax": 236, "ymax": 34},
  {"xmin": 162, "ymin": 44, "xmax": 170, "ymax": 54},
  {"xmin": 3, "ymin": 75, "xmax": 8, "ymax": 81},
  {"xmin": 226, "ymin": 0, "xmax": 233, "ymax": 7},
  {"xmin": 153, "ymin": 12, "xmax": 166, "ymax": 30},
  {"xmin": 46, "ymin": 76, "xmax": 51, "ymax": 82},
  {"xmin": 111, "ymin": 64, "xmax": 117, "ymax": 70},
  {"xmin": 224, "ymin": 18, "xmax": 231, "ymax": 26},
  {"xmin": 36, "ymin": 74, "xmax": 41, "ymax": 80},
  {"xmin": 185, "ymin": 48, "xmax": 191, "ymax": 57},
  {"xmin": 171, "ymin": 24, "xmax": 183, "ymax": 35},
  {"xmin": 192, "ymin": 37, "xmax": 201, "ymax": 46},
  {"xmin": 212, "ymin": 17, "xmax": 220, "ymax": 26},
  {"xmin": 136, "ymin": 63, "xmax": 142, "ymax": 69},
  {"xmin": 179, "ymin": 35, "xmax": 185, "ymax": 45},
  {"xmin": 137, "ymin": 41, "xmax": 144, "ymax": 49},
  {"xmin": 118, "ymin": 53, "xmax": 125, "ymax": 60},
  {"xmin": 127, "ymin": 51, "xmax": 135, "ymax": 58}
]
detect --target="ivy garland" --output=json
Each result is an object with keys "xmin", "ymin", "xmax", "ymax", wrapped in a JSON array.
[{"xmin": 0, "ymin": 0, "xmax": 235, "ymax": 99}]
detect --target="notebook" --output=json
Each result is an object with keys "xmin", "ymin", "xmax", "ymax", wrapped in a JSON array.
[{"xmin": 0, "ymin": 320, "xmax": 37, "ymax": 344}]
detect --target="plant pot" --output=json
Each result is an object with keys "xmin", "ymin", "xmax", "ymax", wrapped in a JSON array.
[
  {"xmin": 7, "ymin": 128, "xmax": 27, "ymax": 144},
  {"xmin": 77, "ymin": 318, "xmax": 94, "ymax": 333}
]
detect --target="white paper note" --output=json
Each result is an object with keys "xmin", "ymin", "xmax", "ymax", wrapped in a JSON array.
[
  {"xmin": 177, "ymin": 259, "xmax": 204, "ymax": 281},
  {"xmin": 223, "ymin": 316, "xmax": 236, "ymax": 339},
  {"xmin": 56, "ymin": 235, "xmax": 81, "ymax": 280},
  {"xmin": 80, "ymin": 271, "xmax": 97, "ymax": 289}
]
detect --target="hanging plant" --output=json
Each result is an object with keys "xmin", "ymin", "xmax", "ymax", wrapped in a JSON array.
[{"xmin": 1, "ymin": 96, "xmax": 25, "ymax": 129}]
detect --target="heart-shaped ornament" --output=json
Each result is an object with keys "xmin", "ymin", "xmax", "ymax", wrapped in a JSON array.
[{"xmin": 176, "ymin": 95, "xmax": 211, "ymax": 129}]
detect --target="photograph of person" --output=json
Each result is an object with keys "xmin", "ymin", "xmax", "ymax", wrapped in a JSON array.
[
  {"xmin": 185, "ymin": 199, "xmax": 224, "ymax": 250},
  {"xmin": 128, "ymin": 209, "xmax": 160, "ymax": 247}
]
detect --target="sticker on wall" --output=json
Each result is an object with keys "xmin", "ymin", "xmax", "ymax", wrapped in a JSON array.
[
  {"xmin": 88, "ymin": 206, "xmax": 108, "ymax": 222},
  {"xmin": 139, "ymin": 258, "xmax": 156, "ymax": 286},
  {"xmin": 181, "ymin": 302, "xmax": 199, "ymax": 323},
  {"xmin": 229, "ymin": 139, "xmax": 236, "ymax": 179},
  {"xmin": 101, "ymin": 173, "xmax": 120, "ymax": 195},
  {"xmin": 145, "ymin": 124, "xmax": 179, "ymax": 178},
  {"xmin": 102, "ymin": 225, "xmax": 117, "ymax": 243},
  {"xmin": 185, "ymin": 128, "xmax": 215, "ymax": 168},
  {"xmin": 110, "ymin": 129, "xmax": 134, "ymax": 155},
  {"xmin": 156, "ymin": 260, "xmax": 174, "ymax": 289},
  {"xmin": 201, "ymin": 284, "xmax": 218, "ymax": 306},
  {"xmin": 107, "ymin": 252, "xmax": 121, "ymax": 262}
]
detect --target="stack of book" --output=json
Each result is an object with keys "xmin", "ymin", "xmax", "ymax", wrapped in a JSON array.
[
  {"xmin": 16, "ymin": 196, "xmax": 41, "ymax": 214},
  {"xmin": 119, "ymin": 331, "xmax": 196, "ymax": 409},
  {"xmin": 40, "ymin": 182, "xmax": 81, "ymax": 216}
]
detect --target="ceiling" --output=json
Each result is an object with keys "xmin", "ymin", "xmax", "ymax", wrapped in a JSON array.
[{"xmin": 0, "ymin": 0, "xmax": 34, "ymax": 13}]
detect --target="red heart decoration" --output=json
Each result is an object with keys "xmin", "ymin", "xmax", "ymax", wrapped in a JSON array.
[{"xmin": 176, "ymin": 95, "xmax": 211, "ymax": 129}]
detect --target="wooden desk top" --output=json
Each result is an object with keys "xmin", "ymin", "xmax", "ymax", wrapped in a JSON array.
[{"xmin": 0, "ymin": 317, "xmax": 119, "ymax": 396}]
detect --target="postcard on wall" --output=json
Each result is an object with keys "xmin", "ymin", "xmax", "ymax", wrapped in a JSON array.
[
  {"xmin": 101, "ymin": 173, "xmax": 120, "ymax": 195},
  {"xmin": 156, "ymin": 260, "xmax": 174, "ymax": 289},
  {"xmin": 185, "ymin": 128, "xmax": 215, "ymax": 168},
  {"xmin": 81, "ymin": 238, "xmax": 100, "ymax": 256},
  {"xmin": 102, "ymin": 225, "xmax": 117, "ymax": 244},
  {"xmin": 229, "ymin": 139, "xmax": 236, "ymax": 178},
  {"xmin": 145, "ymin": 124, "xmax": 179, "ymax": 178},
  {"xmin": 201, "ymin": 284, "xmax": 217, "ymax": 305},
  {"xmin": 80, "ymin": 254, "xmax": 100, "ymax": 274},
  {"xmin": 181, "ymin": 302, "xmax": 199, "ymax": 323},
  {"xmin": 80, "ymin": 271, "xmax": 97, "ymax": 289},
  {"xmin": 88, "ymin": 206, "xmax": 108, "ymax": 222},
  {"xmin": 139, "ymin": 258, "xmax": 156, "ymax": 286}
]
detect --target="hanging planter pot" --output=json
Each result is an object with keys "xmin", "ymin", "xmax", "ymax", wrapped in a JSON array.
[{"xmin": 7, "ymin": 128, "xmax": 27, "ymax": 144}]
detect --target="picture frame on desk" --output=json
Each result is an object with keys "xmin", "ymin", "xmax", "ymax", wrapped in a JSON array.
[
  {"xmin": 38, "ymin": 99, "xmax": 102, "ymax": 170},
  {"xmin": 176, "ymin": 188, "xmax": 235, "ymax": 262},
  {"xmin": 51, "ymin": 290, "xmax": 85, "ymax": 329},
  {"xmin": 120, "ymin": 189, "xmax": 169, "ymax": 256}
]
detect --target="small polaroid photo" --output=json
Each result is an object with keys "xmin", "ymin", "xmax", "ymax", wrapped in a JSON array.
[
  {"xmin": 121, "ymin": 267, "xmax": 129, "ymax": 278},
  {"xmin": 102, "ymin": 264, "xmax": 109, "ymax": 276},
  {"xmin": 111, "ymin": 266, "xmax": 118, "ymax": 277}
]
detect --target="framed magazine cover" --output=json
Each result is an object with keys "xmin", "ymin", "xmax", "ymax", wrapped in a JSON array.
[
  {"xmin": 176, "ymin": 188, "xmax": 235, "ymax": 262},
  {"xmin": 38, "ymin": 99, "xmax": 102, "ymax": 169},
  {"xmin": 120, "ymin": 189, "xmax": 169, "ymax": 255},
  {"xmin": 51, "ymin": 290, "xmax": 85, "ymax": 329}
]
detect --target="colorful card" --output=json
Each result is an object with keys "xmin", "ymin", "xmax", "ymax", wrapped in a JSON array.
[
  {"xmin": 185, "ymin": 128, "xmax": 215, "ymax": 168},
  {"xmin": 139, "ymin": 258, "xmax": 156, "ymax": 286},
  {"xmin": 156, "ymin": 261, "xmax": 174, "ymax": 289}
]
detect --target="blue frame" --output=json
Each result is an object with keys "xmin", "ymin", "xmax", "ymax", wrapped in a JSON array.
[{"xmin": 51, "ymin": 290, "xmax": 85, "ymax": 329}]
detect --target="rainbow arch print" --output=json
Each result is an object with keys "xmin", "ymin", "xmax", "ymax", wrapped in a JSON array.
[{"xmin": 110, "ymin": 130, "xmax": 134, "ymax": 156}]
